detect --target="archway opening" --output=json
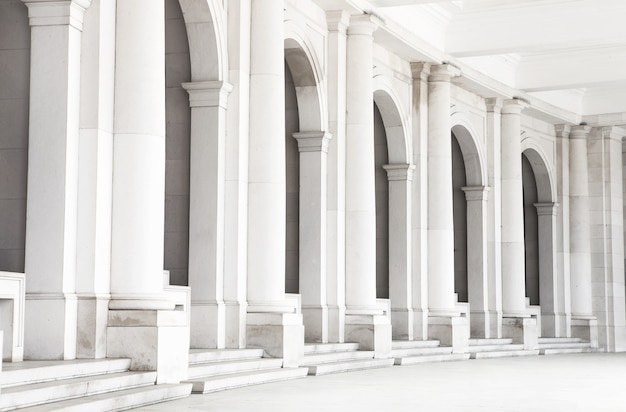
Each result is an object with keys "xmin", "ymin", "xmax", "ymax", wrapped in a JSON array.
[
  {"xmin": 164, "ymin": 0, "xmax": 192, "ymax": 286},
  {"xmin": 0, "ymin": 0, "xmax": 29, "ymax": 273},
  {"xmin": 374, "ymin": 102, "xmax": 389, "ymax": 299},
  {"xmin": 522, "ymin": 153, "xmax": 540, "ymax": 306},
  {"xmin": 452, "ymin": 133, "xmax": 468, "ymax": 303}
]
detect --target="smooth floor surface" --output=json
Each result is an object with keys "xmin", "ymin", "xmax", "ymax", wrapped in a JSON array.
[{"xmin": 135, "ymin": 353, "xmax": 626, "ymax": 411}]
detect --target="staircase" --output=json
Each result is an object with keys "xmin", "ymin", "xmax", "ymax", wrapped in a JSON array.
[
  {"xmin": 183, "ymin": 348, "xmax": 308, "ymax": 394},
  {"xmin": 467, "ymin": 338, "xmax": 539, "ymax": 359},
  {"xmin": 301, "ymin": 343, "xmax": 394, "ymax": 376},
  {"xmin": 0, "ymin": 359, "xmax": 191, "ymax": 411},
  {"xmin": 392, "ymin": 340, "xmax": 470, "ymax": 366},
  {"xmin": 538, "ymin": 338, "xmax": 594, "ymax": 355}
]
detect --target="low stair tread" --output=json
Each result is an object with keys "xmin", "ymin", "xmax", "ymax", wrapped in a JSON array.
[
  {"xmin": 1, "ymin": 359, "xmax": 132, "ymax": 388},
  {"xmin": 309, "ymin": 358, "xmax": 394, "ymax": 369},
  {"xmin": 392, "ymin": 347, "xmax": 453, "ymax": 357},
  {"xmin": 467, "ymin": 344, "xmax": 524, "ymax": 352},
  {"xmin": 303, "ymin": 343, "xmax": 360, "ymax": 354},
  {"xmin": 468, "ymin": 338, "xmax": 513, "ymax": 346},
  {"xmin": 308, "ymin": 358, "xmax": 394, "ymax": 375},
  {"xmin": 14, "ymin": 384, "xmax": 192, "ymax": 412},
  {"xmin": 538, "ymin": 342, "xmax": 591, "ymax": 349},
  {"xmin": 301, "ymin": 351, "xmax": 374, "ymax": 365},
  {"xmin": 540, "ymin": 348, "xmax": 591, "ymax": 355},
  {"xmin": 392, "ymin": 340, "xmax": 441, "ymax": 349},
  {"xmin": 187, "ymin": 357, "xmax": 283, "ymax": 378},
  {"xmin": 471, "ymin": 350, "xmax": 539, "ymax": 359},
  {"xmin": 538, "ymin": 338, "xmax": 584, "ymax": 344},
  {"xmin": 188, "ymin": 348, "xmax": 265, "ymax": 364},
  {"xmin": 395, "ymin": 353, "xmax": 470, "ymax": 365},
  {"xmin": 186, "ymin": 367, "xmax": 308, "ymax": 384}
]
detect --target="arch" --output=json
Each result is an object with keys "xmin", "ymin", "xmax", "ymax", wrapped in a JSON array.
[
  {"xmin": 450, "ymin": 118, "xmax": 487, "ymax": 187},
  {"xmin": 284, "ymin": 24, "xmax": 326, "ymax": 132},
  {"xmin": 520, "ymin": 140, "xmax": 556, "ymax": 203},
  {"xmin": 178, "ymin": 0, "xmax": 227, "ymax": 81},
  {"xmin": 372, "ymin": 85, "xmax": 410, "ymax": 164}
]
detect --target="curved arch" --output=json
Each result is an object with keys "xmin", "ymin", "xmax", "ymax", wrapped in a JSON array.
[
  {"xmin": 521, "ymin": 139, "xmax": 557, "ymax": 203},
  {"xmin": 178, "ymin": 0, "xmax": 227, "ymax": 81},
  {"xmin": 284, "ymin": 21, "xmax": 326, "ymax": 132},
  {"xmin": 450, "ymin": 116, "xmax": 487, "ymax": 187},
  {"xmin": 372, "ymin": 81, "xmax": 410, "ymax": 164}
]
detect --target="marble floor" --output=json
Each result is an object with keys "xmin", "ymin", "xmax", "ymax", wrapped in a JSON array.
[{"xmin": 135, "ymin": 353, "xmax": 626, "ymax": 411}]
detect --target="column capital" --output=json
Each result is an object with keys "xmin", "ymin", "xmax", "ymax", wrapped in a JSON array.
[
  {"xmin": 429, "ymin": 64, "xmax": 461, "ymax": 83},
  {"xmin": 554, "ymin": 124, "xmax": 571, "ymax": 138},
  {"xmin": 485, "ymin": 98, "xmax": 503, "ymax": 114},
  {"xmin": 21, "ymin": 0, "xmax": 91, "ymax": 30},
  {"xmin": 462, "ymin": 185, "xmax": 490, "ymax": 202},
  {"xmin": 570, "ymin": 125, "xmax": 592, "ymax": 140},
  {"xmin": 182, "ymin": 81, "xmax": 233, "ymax": 109},
  {"xmin": 600, "ymin": 125, "xmax": 626, "ymax": 141},
  {"xmin": 383, "ymin": 163, "xmax": 416, "ymax": 181},
  {"xmin": 293, "ymin": 131, "xmax": 332, "ymax": 153},
  {"xmin": 534, "ymin": 202, "xmax": 559, "ymax": 216},
  {"xmin": 348, "ymin": 14, "xmax": 379, "ymax": 36},
  {"xmin": 411, "ymin": 62, "xmax": 431, "ymax": 82},
  {"xmin": 502, "ymin": 98, "xmax": 529, "ymax": 115},
  {"xmin": 327, "ymin": 10, "xmax": 350, "ymax": 34}
]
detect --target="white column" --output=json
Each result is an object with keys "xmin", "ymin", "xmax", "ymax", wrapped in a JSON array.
[
  {"xmin": 183, "ymin": 81, "xmax": 233, "ymax": 349},
  {"xmin": 75, "ymin": 0, "xmax": 115, "ymax": 359},
  {"xmin": 294, "ymin": 131, "xmax": 331, "ymax": 343},
  {"xmin": 22, "ymin": 0, "xmax": 90, "ymax": 360},
  {"xmin": 485, "ymin": 98, "xmax": 503, "ymax": 338},
  {"xmin": 427, "ymin": 64, "xmax": 460, "ymax": 315},
  {"xmin": 535, "ymin": 202, "xmax": 562, "ymax": 336},
  {"xmin": 325, "ymin": 10, "xmax": 349, "ymax": 343},
  {"xmin": 500, "ymin": 98, "xmax": 529, "ymax": 317},
  {"xmin": 463, "ymin": 186, "xmax": 490, "ymax": 338},
  {"xmin": 344, "ymin": 14, "xmax": 391, "ymax": 356},
  {"xmin": 107, "ymin": 0, "xmax": 188, "ymax": 383},
  {"xmin": 569, "ymin": 126, "xmax": 593, "ymax": 318},
  {"xmin": 410, "ymin": 63, "xmax": 431, "ymax": 340},
  {"xmin": 385, "ymin": 164, "xmax": 415, "ymax": 340},
  {"xmin": 246, "ymin": 0, "xmax": 303, "ymax": 366}
]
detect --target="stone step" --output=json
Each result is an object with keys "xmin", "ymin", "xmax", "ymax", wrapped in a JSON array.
[
  {"xmin": 394, "ymin": 353, "xmax": 470, "ymax": 366},
  {"xmin": 468, "ymin": 338, "xmax": 513, "ymax": 346},
  {"xmin": 538, "ymin": 337, "xmax": 583, "ymax": 344},
  {"xmin": 391, "ymin": 340, "xmax": 441, "ymax": 350},
  {"xmin": 392, "ymin": 346, "xmax": 453, "ymax": 358},
  {"xmin": 301, "ymin": 351, "xmax": 374, "ymax": 365},
  {"xmin": 306, "ymin": 358, "xmax": 394, "ymax": 376},
  {"xmin": 538, "ymin": 342, "xmax": 591, "ymax": 350},
  {"xmin": 188, "ymin": 348, "xmax": 265, "ymax": 365},
  {"xmin": 15, "ymin": 384, "xmax": 192, "ymax": 412},
  {"xmin": 303, "ymin": 343, "xmax": 360, "ymax": 355},
  {"xmin": 186, "ymin": 367, "xmax": 308, "ymax": 394},
  {"xmin": 0, "ymin": 371, "xmax": 156, "ymax": 411},
  {"xmin": 467, "ymin": 344, "xmax": 524, "ymax": 353},
  {"xmin": 1, "ymin": 359, "xmax": 132, "ymax": 389},
  {"xmin": 470, "ymin": 350, "xmax": 540, "ymax": 359},
  {"xmin": 187, "ymin": 358, "xmax": 284, "ymax": 379},
  {"xmin": 540, "ymin": 348, "xmax": 592, "ymax": 356}
]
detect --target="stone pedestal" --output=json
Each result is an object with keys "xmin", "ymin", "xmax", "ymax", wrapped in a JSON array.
[
  {"xmin": 247, "ymin": 313, "xmax": 304, "ymax": 367},
  {"xmin": 571, "ymin": 317, "xmax": 599, "ymax": 348},
  {"xmin": 503, "ymin": 316, "xmax": 538, "ymax": 350},
  {"xmin": 107, "ymin": 310, "xmax": 189, "ymax": 384},
  {"xmin": 429, "ymin": 316, "xmax": 469, "ymax": 354},
  {"xmin": 345, "ymin": 314, "xmax": 392, "ymax": 358}
]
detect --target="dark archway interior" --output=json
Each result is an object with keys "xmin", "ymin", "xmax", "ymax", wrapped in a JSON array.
[
  {"xmin": 285, "ymin": 61, "xmax": 300, "ymax": 294},
  {"xmin": 374, "ymin": 103, "xmax": 389, "ymax": 299},
  {"xmin": 522, "ymin": 154, "xmax": 540, "ymax": 305},
  {"xmin": 452, "ymin": 133, "xmax": 468, "ymax": 303}
]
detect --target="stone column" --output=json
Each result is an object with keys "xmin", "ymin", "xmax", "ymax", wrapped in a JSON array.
[
  {"xmin": 568, "ymin": 125, "xmax": 597, "ymax": 345},
  {"xmin": 426, "ymin": 64, "xmax": 467, "ymax": 352},
  {"xmin": 107, "ymin": 0, "xmax": 188, "ymax": 383},
  {"xmin": 294, "ymin": 131, "xmax": 332, "ymax": 343},
  {"xmin": 22, "ymin": 0, "xmax": 90, "ymax": 360},
  {"xmin": 485, "ymin": 98, "xmax": 503, "ymax": 338},
  {"xmin": 325, "ymin": 10, "xmax": 349, "ymax": 344},
  {"xmin": 183, "ymin": 81, "xmax": 233, "ymax": 349},
  {"xmin": 535, "ymin": 202, "xmax": 562, "ymax": 337},
  {"xmin": 410, "ymin": 63, "xmax": 431, "ymax": 340},
  {"xmin": 501, "ymin": 99, "xmax": 537, "ymax": 349},
  {"xmin": 385, "ymin": 164, "xmax": 415, "ymax": 340},
  {"xmin": 246, "ymin": 0, "xmax": 303, "ymax": 366},
  {"xmin": 344, "ymin": 14, "xmax": 391, "ymax": 357},
  {"xmin": 462, "ymin": 186, "xmax": 490, "ymax": 338}
]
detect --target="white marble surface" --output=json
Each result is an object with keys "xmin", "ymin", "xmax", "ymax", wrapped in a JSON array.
[{"xmin": 134, "ymin": 353, "xmax": 626, "ymax": 411}]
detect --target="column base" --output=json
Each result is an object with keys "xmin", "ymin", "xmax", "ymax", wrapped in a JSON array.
[
  {"xmin": 190, "ymin": 300, "xmax": 225, "ymax": 349},
  {"xmin": 107, "ymin": 309, "xmax": 190, "ymax": 384},
  {"xmin": 502, "ymin": 316, "xmax": 538, "ymax": 350},
  {"xmin": 391, "ymin": 308, "xmax": 414, "ymax": 341},
  {"xmin": 25, "ymin": 294, "xmax": 77, "ymax": 360},
  {"xmin": 76, "ymin": 295, "xmax": 110, "ymax": 358},
  {"xmin": 246, "ymin": 312, "xmax": 304, "ymax": 367},
  {"xmin": 345, "ymin": 314, "xmax": 391, "ymax": 358},
  {"xmin": 469, "ymin": 310, "xmax": 491, "ymax": 339},
  {"xmin": 571, "ymin": 316, "xmax": 599, "ymax": 348},
  {"xmin": 428, "ymin": 315, "xmax": 468, "ymax": 353},
  {"xmin": 302, "ymin": 305, "xmax": 329, "ymax": 343},
  {"xmin": 225, "ymin": 301, "xmax": 247, "ymax": 348},
  {"xmin": 327, "ymin": 305, "xmax": 345, "ymax": 343}
]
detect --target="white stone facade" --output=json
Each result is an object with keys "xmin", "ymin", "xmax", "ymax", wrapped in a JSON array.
[{"xmin": 1, "ymin": 0, "xmax": 626, "ymax": 383}]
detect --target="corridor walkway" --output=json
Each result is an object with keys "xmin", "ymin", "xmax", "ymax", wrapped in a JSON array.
[{"xmin": 135, "ymin": 353, "xmax": 626, "ymax": 411}]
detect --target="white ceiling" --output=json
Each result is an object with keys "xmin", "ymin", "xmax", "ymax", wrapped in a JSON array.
[{"xmin": 319, "ymin": 0, "xmax": 626, "ymax": 119}]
